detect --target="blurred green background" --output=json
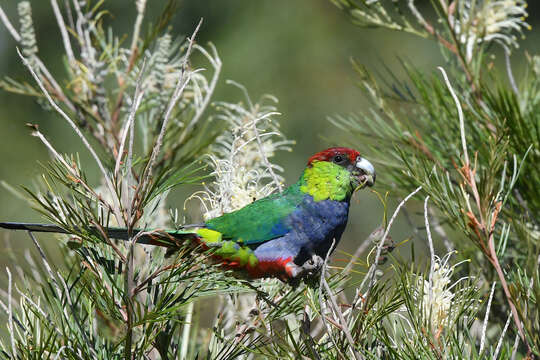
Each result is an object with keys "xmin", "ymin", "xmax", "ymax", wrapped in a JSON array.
[{"xmin": 0, "ymin": 1, "xmax": 539, "ymax": 268}]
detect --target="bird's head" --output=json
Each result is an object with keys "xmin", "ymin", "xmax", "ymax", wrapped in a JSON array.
[{"xmin": 300, "ymin": 147, "xmax": 375, "ymax": 202}]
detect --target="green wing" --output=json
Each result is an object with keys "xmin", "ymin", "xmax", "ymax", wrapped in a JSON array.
[{"xmin": 205, "ymin": 183, "xmax": 304, "ymax": 245}]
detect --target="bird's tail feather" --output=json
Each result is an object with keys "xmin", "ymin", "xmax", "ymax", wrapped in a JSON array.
[{"xmin": 0, "ymin": 222, "xmax": 200, "ymax": 247}]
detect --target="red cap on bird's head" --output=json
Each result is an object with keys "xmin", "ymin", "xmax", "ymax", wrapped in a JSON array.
[{"xmin": 307, "ymin": 147, "xmax": 361, "ymax": 166}]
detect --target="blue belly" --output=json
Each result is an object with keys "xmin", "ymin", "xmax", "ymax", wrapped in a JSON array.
[{"xmin": 253, "ymin": 195, "xmax": 350, "ymax": 264}]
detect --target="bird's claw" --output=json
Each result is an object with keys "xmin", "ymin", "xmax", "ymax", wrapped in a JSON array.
[
  {"xmin": 302, "ymin": 254, "xmax": 324, "ymax": 274},
  {"xmin": 287, "ymin": 255, "xmax": 324, "ymax": 285}
]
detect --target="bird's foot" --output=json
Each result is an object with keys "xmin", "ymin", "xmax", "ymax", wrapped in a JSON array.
[
  {"xmin": 302, "ymin": 254, "xmax": 324, "ymax": 274},
  {"xmin": 286, "ymin": 255, "xmax": 324, "ymax": 286}
]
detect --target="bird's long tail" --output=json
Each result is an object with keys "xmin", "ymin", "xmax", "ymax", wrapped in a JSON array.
[
  {"xmin": 0, "ymin": 222, "xmax": 263, "ymax": 277},
  {"xmin": 0, "ymin": 222, "xmax": 201, "ymax": 247}
]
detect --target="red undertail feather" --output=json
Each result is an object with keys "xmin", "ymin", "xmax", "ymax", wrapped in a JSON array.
[{"xmin": 246, "ymin": 257, "xmax": 294, "ymax": 279}]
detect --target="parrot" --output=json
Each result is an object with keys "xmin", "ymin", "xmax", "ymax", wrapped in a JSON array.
[{"xmin": 0, "ymin": 147, "xmax": 375, "ymax": 282}]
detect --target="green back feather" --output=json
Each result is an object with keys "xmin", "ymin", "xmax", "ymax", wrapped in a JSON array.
[{"xmin": 205, "ymin": 183, "xmax": 305, "ymax": 244}]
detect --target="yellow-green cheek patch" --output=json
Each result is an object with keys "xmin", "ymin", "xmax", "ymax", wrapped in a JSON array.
[{"xmin": 300, "ymin": 161, "xmax": 352, "ymax": 202}]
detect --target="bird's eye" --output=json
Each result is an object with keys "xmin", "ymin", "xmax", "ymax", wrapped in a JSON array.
[{"xmin": 333, "ymin": 155, "xmax": 344, "ymax": 163}]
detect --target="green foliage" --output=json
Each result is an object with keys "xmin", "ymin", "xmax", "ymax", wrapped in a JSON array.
[
  {"xmin": 332, "ymin": 0, "xmax": 540, "ymax": 358},
  {"xmin": 1, "ymin": 0, "xmax": 539, "ymax": 359}
]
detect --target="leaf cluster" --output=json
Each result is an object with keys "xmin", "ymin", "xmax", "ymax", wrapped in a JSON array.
[{"xmin": 331, "ymin": 0, "xmax": 540, "ymax": 357}]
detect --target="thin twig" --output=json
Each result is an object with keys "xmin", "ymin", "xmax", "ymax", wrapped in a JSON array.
[
  {"xmin": 321, "ymin": 239, "xmax": 364, "ymax": 360},
  {"xmin": 480, "ymin": 282, "xmax": 497, "ymax": 354},
  {"xmin": 423, "ymin": 196, "xmax": 453, "ymax": 349},
  {"xmin": 342, "ymin": 226, "xmax": 383, "ymax": 277},
  {"xmin": 439, "ymin": 66, "xmax": 529, "ymax": 351},
  {"xmin": 438, "ymin": 66, "xmax": 485, "ymax": 226},
  {"xmin": 71, "ymin": 0, "xmax": 84, "ymax": 45},
  {"xmin": 19, "ymin": 49, "xmax": 122, "ymax": 218},
  {"xmin": 124, "ymin": 22, "xmax": 201, "ymax": 359},
  {"xmin": 510, "ymin": 334, "xmax": 520, "ymax": 360},
  {"xmin": 504, "ymin": 46, "xmax": 519, "ymax": 97},
  {"xmin": 57, "ymin": 272, "xmax": 94, "ymax": 350},
  {"xmin": 424, "ymin": 196, "xmax": 435, "ymax": 295},
  {"xmin": 408, "ymin": 0, "xmax": 460, "ymax": 61},
  {"xmin": 53, "ymin": 346, "xmax": 69, "ymax": 360},
  {"xmin": 62, "ymin": 0, "xmax": 74, "ymax": 28},
  {"xmin": 318, "ymin": 239, "xmax": 347, "ymax": 360},
  {"xmin": 363, "ymin": 186, "xmax": 423, "ymax": 297},
  {"xmin": 115, "ymin": 60, "xmax": 146, "ymax": 177},
  {"xmin": 488, "ymin": 220, "xmax": 528, "ymax": 346},
  {"xmin": 0, "ymin": 5, "xmax": 21, "ymax": 42},
  {"xmin": 137, "ymin": 19, "xmax": 202, "ymax": 207},
  {"xmin": 130, "ymin": 0, "xmax": 147, "ymax": 56},
  {"xmin": 31, "ymin": 130, "xmax": 117, "ymax": 216},
  {"xmin": 180, "ymin": 302, "xmax": 194, "ymax": 360},
  {"xmin": 301, "ymin": 305, "xmax": 321, "ymax": 360},
  {"xmin": 27, "ymin": 231, "xmax": 62, "ymax": 297},
  {"xmin": 124, "ymin": 240, "xmax": 135, "ymax": 360},
  {"xmin": 407, "ymin": 0, "xmax": 427, "ymax": 28},
  {"xmin": 115, "ymin": 60, "xmax": 146, "ymax": 228},
  {"xmin": 71, "ymin": 0, "xmax": 93, "ymax": 70},
  {"xmin": 177, "ymin": 43, "xmax": 221, "ymax": 144},
  {"xmin": 1, "ymin": 4, "xmax": 74, "ymax": 112},
  {"xmin": 252, "ymin": 113, "xmax": 283, "ymax": 192},
  {"xmin": 401, "ymin": 202, "xmax": 426, "ymax": 243},
  {"xmin": 34, "ymin": 57, "xmax": 76, "ymax": 113},
  {"xmin": 493, "ymin": 312, "xmax": 512, "ymax": 360},
  {"xmin": 438, "ymin": 67, "xmax": 468, "ymax": 166},
  {"xmin": 50, "ymin": 0, "xmax": 75, "ymax": 67},
  {"xmin": 126, "ymin": 72, "xmax": 140, "ymax": 227},
  {"xmin": 6, "ymin": 267, "xmax": 16, "ymax": 358}
]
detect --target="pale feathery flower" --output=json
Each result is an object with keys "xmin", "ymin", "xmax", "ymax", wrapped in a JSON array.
[
  {"xmin": 122, "ymin": 37, "xmax": 221, "ymax": 153},
  {"xmin": 188, "ymin": 86, "xmax": 294, "ymax": 220},
  {"xmin": 188, "ymin": 88, "xmax": 293, "ymax": 350},
  {"xmin": 132, "ymin": 36, "xmax": 216, "ymax": 111},
  {"xmin": 393, "ymin": 251, "xmax": 474, "ymax": 341},
  {"xmin": 17, "ymin": 1, "xmax": 38, "ymax": 59},
  {"xmin": 418, "ymin": 251, "xmax": 472, "ymax": 334},
  {"xmin": 451, "ymin": 0, "xmax": 529, "ymax": 62}
]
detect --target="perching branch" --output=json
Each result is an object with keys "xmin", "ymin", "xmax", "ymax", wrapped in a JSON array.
[
  {"xmin": 320, "ymin": 239, "xmax": 364, "ymax": 360},
  {"xmin": 362, "ymin": 186, "xmax": 423, "ymax": 301}
]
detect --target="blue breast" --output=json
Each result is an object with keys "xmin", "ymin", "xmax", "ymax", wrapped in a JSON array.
[{"xmin": 253, "ymin": 195, "xmax": 350, "ymax": 264}]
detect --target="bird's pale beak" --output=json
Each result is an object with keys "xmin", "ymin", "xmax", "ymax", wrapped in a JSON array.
[{"xmin": 355, "ymin": 157, "xmax": 376, "ymax": 187}]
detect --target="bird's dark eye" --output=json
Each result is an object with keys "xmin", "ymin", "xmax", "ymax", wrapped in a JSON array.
[{"xmin": 333, "ymin": 155, "xmax": 344, "ymax": 163}]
